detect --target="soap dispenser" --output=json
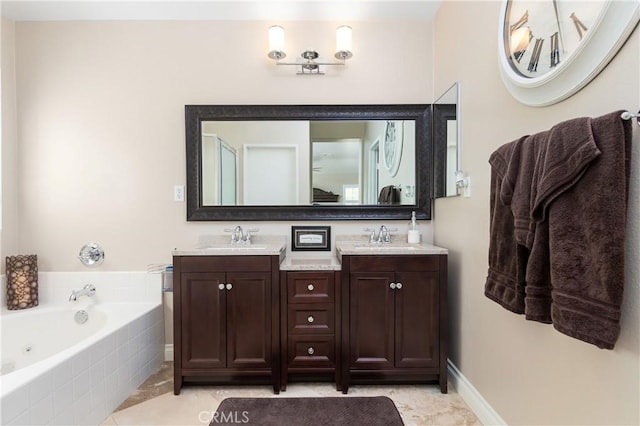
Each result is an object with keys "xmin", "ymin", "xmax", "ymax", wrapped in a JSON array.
[{"xmin": 408, "ymin": 211, "xmax": 421, "ymax": 244}]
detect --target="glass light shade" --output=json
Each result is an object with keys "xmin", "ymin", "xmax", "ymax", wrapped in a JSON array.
[
  {"xmin": 335, "ymin": 25, "xmax": 353, "ymax": 58},
  {"xmin": 268, "ymin": 25, "xmax": 285, "ymax": 58}
]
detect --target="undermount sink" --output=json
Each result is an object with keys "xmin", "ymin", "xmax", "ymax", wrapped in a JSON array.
[
  {"xmin": 197, "ymin": 244, "xmax": 268, "ymax": 251},
  {"xmin": 334, "ymin": 240, "xmax": 449, "ymax": 255},
  {"xmin": 351, "ymin": 244, "xmax": 422, "ymax": 251},
  {"xmin": 172, "ymin": 235, "xmax": 287, "ymax": 256}
]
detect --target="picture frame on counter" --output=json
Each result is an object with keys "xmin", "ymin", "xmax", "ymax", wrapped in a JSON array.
[{"xmin": 291, "ymin": 226, "xmax": 331, "ymax": 251}]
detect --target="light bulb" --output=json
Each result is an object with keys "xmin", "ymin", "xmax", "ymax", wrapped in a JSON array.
[
  {"xmin": 335, "ymin": 25, "xmax": 353, "ymax": 60},
  {"xmin": 268, "ymin": 25, "xmax": 286, "ymax": 59}
]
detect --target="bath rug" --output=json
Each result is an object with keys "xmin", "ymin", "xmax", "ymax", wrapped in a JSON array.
[
  {"xmin": 5, "ymin": 254, "xmax": 39, "ymax": 310},
  {"xmin": 210, "ymin": 396, "xmax": 404, "ymax": 425}
]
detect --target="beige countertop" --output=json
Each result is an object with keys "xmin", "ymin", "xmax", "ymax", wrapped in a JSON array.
[
  {"xmin": 335, "ymin": 236, "xmax": 448, "ymax": 256},
  {"xmin": 172, "ymin": 235, "xmax": 286, "ymax": 256},
  {"xmin": 172, "ymin": 234, "xmax": 448, "ymax": 261},
  {"xmin": 279, "ymin": 256, "xmax": 342, "ymax": 271}
]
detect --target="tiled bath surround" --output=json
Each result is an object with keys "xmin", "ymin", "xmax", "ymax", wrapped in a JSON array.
[{"xmin": 0, "ymin": 272, "xmax": 164, "ymax": 425}]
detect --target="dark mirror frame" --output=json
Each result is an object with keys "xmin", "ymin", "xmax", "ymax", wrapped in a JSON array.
[
  {"xmin": 185, "ymin": 104, "xmax": 432, "ymax": 221},
  {"xmin": 432, "ymin": 103, "xmax": 457, "ymax": 199}
]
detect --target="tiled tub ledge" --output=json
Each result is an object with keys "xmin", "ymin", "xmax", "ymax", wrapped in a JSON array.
[{"xmin": 0, "ymin": 272, "xmax": 164, "ymax": 425}]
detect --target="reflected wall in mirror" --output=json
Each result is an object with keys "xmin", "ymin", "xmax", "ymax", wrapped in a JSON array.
[
  {"xmin": 185, "ymin": 105, "xmax": 431, "ymax": 221},
  {"xmin": 311, "ymin": 120, "xmax": 415, "ymax": 205},
  {"xmin": 202, "ymin": 133, "xmax": 238, "ymax": 205},
  {"xmin": 432, "ymin": 82, "xmax": 461, "ymax": 198},
  {"xmin": 199, "ymin": 120, "xmax": 415, "ymax": 207}
]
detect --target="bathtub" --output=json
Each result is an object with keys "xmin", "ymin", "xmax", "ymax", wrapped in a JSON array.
[{"xmin": 0, "ymin": 271, "xmax": 164, "ymax": 425}]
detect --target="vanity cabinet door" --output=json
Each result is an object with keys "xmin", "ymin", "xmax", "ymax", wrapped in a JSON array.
[
  {"xmin": 226, "ymin": 272, "xmax": 272, "ymax": 369},
  {"xmin": 394, "ymin": 271, "xmax": 439, "ymax": 368},
  {"xmin": 348, "ymin": 270, "xmax": 439, "ymax": 369},
  {"xmin": 349, "ymin": 272, "xmax": 395, "ymax": 369},
  {"xmin": 341, "ymin": 254, "xmax": 448, "ymax": 394},
  {"xmin": 180, "ymin": 272, "xmax": 227, "ymax": 369}
]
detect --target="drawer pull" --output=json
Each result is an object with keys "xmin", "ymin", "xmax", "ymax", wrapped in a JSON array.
[
  {"xmin": 396, "ymin": 282, "xmax": 403, "ymax": 289},
  {"xmin": 307, "ymin": 347, "xmax": 315, "ymax": 355},
  {"xmin": 226, "ymin": 283, "xmax": 233, "ymax": 290},
  {"xmin": 307, "ymin": 315, "xmax": 314, "ymax": 323},
  {"xmin": 390, "ymin": 282, "xmax": 397, "ymax": 289},
  {"xmin": 218, "ymin": 283, "xmax": 225, "ymax": 290},
  {"xmin": 307, "ymin": 284, "xmax": 315, "ymax": 291}
]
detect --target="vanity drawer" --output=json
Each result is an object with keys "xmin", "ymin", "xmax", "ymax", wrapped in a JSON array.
[
  {"xmin": 288, "ymin": 272, "xmax": 334, "ymax": 304},
  {"xmin": 288, "ymin": 335, "xmax": 336, "ymax": 368},
  {"xmin": 288, "ymin": 304, "xmax": 335, "ymax": 335}
]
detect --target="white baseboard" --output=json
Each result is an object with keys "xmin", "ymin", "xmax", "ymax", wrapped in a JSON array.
[
  {"xmin": 164, "ymin": 344, "xmax": 174, "ymax": 362},
  {"xmin": 447, "ymin": 359, "xmax": 506, "ymax": 426}
]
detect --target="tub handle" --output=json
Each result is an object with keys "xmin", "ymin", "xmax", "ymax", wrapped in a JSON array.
[{"xmin": 78, "ymin": 243, "xmax": 104, "ymax": 267}]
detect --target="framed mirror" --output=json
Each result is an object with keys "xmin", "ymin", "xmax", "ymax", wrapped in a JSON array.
[
  {"xmin": 185, "ymin": 104, "xmax": 432, "ymax": 221},
  {"xmin": 432, "ymin": 82, "xmax": 461, "ymax": 198}
]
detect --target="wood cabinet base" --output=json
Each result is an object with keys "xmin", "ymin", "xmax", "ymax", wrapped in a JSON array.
[
  {"xmin": 340, "ymin": 254, "xmax": 448, "ymax": 395},
  {"xmin": 173, "ymin": 255, "xmax": 282, "ymax": 395}
]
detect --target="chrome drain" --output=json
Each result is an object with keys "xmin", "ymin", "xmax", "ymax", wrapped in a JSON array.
[{"xmin": 75, "ymin": 310, "xmax": 89, "ymax": 324}]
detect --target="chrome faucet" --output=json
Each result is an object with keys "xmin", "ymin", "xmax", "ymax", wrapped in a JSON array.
[
  {"xmin": 226, "ymin": 226, "xmax": 259, "ymax": 244},
  {"xmin": 364, "ymin": 225, "xmax": 394, "ymax": 243},
  {"xmin": 231, "ymin": 225, "xmax": 245, "ymax": 244},
  {"xmin": 69, "ymin": 284, "xmax": 96, "ymax": 301},
  {"xmin": 378, "ymin": 225, "xmax": 391, "ymax": 243}
]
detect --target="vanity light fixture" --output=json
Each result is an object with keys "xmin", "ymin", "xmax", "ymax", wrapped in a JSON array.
[{"xmin": 267, "ymin": 25, "xmax": 353, "ymax": 75}]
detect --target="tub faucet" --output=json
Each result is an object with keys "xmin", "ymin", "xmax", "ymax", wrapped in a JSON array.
[{"xmin": 69, "ymin": 284, "xmax": 96, "ymax": 301}]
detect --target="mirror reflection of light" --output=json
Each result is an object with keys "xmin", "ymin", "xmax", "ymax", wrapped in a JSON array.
[{"xmin": 510, "ymin": 27, "xmax": 531, "ymax": 57}]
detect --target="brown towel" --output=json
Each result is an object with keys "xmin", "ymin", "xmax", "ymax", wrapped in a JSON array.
[
  {"xmin": 521, "ymin": 116, "xmax": 601, "ymax": 323},
  {"xmin": 378, "ymin": 185, "xmax": 399, "ymax": 204},
  {"xmin": 485, "ymin": 111, "xmax": 632, "ymax": 349},
  {"xmin": 485, "ymin": 137, "xmax": 527, "ymax": 314},
  {"xmin": 496, "ymin": 131, "xmax": 558, "ymax": 323},
  {"xmin": 537, "ymin": 111, "xmax": 632, "ymax": 349}
]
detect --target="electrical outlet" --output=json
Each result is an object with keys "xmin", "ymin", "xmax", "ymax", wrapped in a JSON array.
[
  {"xmin": 463, "ymin": 177, "xmax": 471, "ymax": 198},
  {"xmin": 174, "ymin": 185, "xmax": 185, "ymax": 202}
]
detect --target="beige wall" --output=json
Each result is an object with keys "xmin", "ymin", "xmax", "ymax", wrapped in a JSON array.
[
  {"xmin": 1, "ymin": 18, "xmax": 19, "ymax": 265},
  {"xmin": 4, "ymin": 19, "xmax": 434, "ymax": 271},
  {"xmin": 433, "ymin": 1, "xmax": 639, "ymax": 425}
]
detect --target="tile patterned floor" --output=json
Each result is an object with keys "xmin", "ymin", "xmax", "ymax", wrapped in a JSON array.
[{"xmin": 102, "ymin": 363, "xmax": 481, "ymax": 425}]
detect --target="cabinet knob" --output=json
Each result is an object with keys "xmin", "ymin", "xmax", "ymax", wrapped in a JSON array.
[
  {"xmin": 226, "ymin": 283, "xmax": 233, "ymax": 290},
  {"xmin": 390, "ymin": 282, "xmax": 397, "ymax": 289},
  {"xmin": 396, "ymin": 282, "xmax": 403, "ymax": 289},
  {"xmin": 307, "ymin": 284, "xmax": 314, "ymax": 291},
  {"xmin": 307, "ymin": 315, "xmax": 314, "ymax": 323},
  {"xmin": 307, "ymin": 347, "xmax": 315, "ymax": 355},
  {"xmin": 218, "ymin": 283, "xmax": 225, "ymax": 290}
]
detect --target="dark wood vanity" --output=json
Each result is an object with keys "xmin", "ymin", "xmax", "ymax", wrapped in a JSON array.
[
  {"xmin": 173, "ymin": 245, "xmax": 447, "ymax": 396},
  {"xmin": 339, "ymin": 254, "xmax": 448, "ymax": 394},
  {"xmin": 172, "ymin": 254, "xmax": 283, "ymax": 394},
  {"xmin": 280, "ymin": 270, "xmax": 342, "ymax": 391}
]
